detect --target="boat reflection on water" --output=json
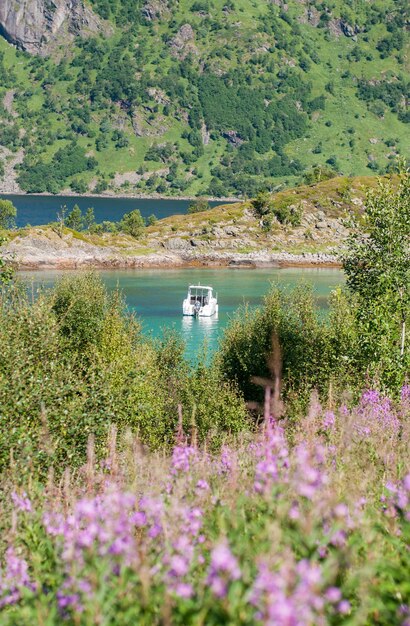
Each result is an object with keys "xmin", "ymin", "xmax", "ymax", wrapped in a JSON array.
[{"xmin": 181, "ymin": 312, "xmax": 219, "ymax": 355}]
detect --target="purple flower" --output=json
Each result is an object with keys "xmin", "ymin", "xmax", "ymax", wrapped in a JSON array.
[
  {"xmin": 11, "ymin": 492, "xmax": 32, "ymax": 513},
  {"xmin": 338, "ymin": 599, "xmax": 351, "ymax": 614},
  {"xmin": 0, "ymin": 547, "xmax": 36, "ymax": 609},
  {"xmin": 169, "ymin": 555, "xmax": 189, "ymax": 577},
  {"xmin": 217, "ymin": 446, "xmax": 235, "ymax": 475},
  {"xmin": 249, "ymin": 558, "xmax": 345, "ymax": 626},
  {"xmin": 171, "ymin": 445, "xmax": 197, "ymax": 474},
  {"xmin": 207, "ymin": 541, "xmax": 241, "ymax": 598},
  {"xmin": 293, "ymin": 445, "xmax": 328, "ymax": 500},
  {"xmin": 253, "ymin": 423, "xmax": 289, "ymax": 494},
  {"xmin": 196, "ymin": 479, "xmax": 210, "ymax": 492},
  {"xmin": 384, "ymin": 474, "xmax": 410, "ymax": 520},
  {"xmin": 355, "ymin": 389, "xmax": 400, "ymax": 441},
  {"xmin": 326, "ymin": 586, "xmax": 342, "ymax": 603},
  {"xmin": 402, "ymin": 385, "xmax": 410, "ymax": 399},
  {"xmin": 322, "ymin": 411, "xmax": 335, "ymax": 431},
  {"xmin": 174, "ymin": 582, "xmax": 194, "ymax": 599}
]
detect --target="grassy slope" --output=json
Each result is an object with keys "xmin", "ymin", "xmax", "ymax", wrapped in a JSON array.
[{"xmin": 0, "ymin": 0, "xmax": 408, "ymax": 195}]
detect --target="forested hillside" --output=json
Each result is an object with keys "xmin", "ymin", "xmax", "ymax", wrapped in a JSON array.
[{"xmin": 0, "ymin": 0, "xmax": 409, "ymax": 196}]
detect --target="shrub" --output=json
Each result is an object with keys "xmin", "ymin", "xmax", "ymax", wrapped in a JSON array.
[
  {"xmin": 0, "ymin": 274, "xmax": 248, "ymax": 474},
  {"xmin": 341, "ymin": 170, "xmax": 410, "ymax": 389},
  {"xmin": 0, "ymin": 199, "xmax": 17, "ymax": 229},
  {"xmin": 217, "ymin": 285, "xmax": 358, "ymax": 406},
  {"xmin": 120, "ymin": 209, "xmax": 145, "ymax": 238},
  {"xmin": 65, "ymin": 204, "xmax": 84, "ymax": 231},
  {"xmin": 252, "ymin": 191, "xmax": 273, "ymax": 217},
  {"xmin": 50, "ymin": 272, "xmax": 111, "ymax": 354},
  {"xmin": 188, "ymin": 198, "xmax": 211, "ymax": 214},
  {"xmin": 273, "ymin": 202, "xmax": 303, "ymax": 226},
  {"xmin": 252, "ymin": 193, "xmax": 302, "ymax": 226},
  {"xmin": 146, "ymin": 214, "xmax": 158, "ymax": 226}
]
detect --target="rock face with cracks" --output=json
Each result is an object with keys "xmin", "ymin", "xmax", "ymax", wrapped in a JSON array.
[{"xmin": 0, "ymin": 0, "xmax": 106, "ymax": 55}]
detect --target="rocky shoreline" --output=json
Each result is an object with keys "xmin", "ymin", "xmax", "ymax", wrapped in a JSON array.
[
  {"xmin": 4, "ymin": 230, "xmax": 339, "ymax": 271},
  {"xmin": 0, "ymin": 189, "xmax": 240, "ymax": 203}
]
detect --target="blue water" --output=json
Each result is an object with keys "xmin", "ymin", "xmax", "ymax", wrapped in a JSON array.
[
  {"xmin": 1, "ymin": 194, "xmax": 232, "ymax": 228},
  {"xmin": 20, "ymin": 267, "xmax": 344, "ymax": 359}
]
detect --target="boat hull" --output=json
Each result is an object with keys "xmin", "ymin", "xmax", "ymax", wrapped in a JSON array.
[{"xmin": 183, "ymin": 302, "xmax": 218, "ymax": 317}]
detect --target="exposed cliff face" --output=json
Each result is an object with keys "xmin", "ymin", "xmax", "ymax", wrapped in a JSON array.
[{"xmin": 0, "ymin": 0, "xmax": 106, "ymax": 55}]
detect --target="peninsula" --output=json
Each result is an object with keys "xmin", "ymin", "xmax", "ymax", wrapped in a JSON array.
[{"xmin": 3, "ymin": 175, "xmax": 377, "ymax": 270}]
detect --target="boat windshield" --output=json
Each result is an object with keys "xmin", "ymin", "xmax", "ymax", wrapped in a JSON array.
[{"xmin": 188, "ymin": 286, "xmax": 211, "ymax": 306}]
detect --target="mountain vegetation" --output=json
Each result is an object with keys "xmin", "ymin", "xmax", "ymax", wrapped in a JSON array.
[{"xmin": 0, "ymin": 0, "xmax": 409, "ymax": 196}]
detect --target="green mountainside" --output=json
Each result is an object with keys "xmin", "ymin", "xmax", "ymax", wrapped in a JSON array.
[{"xmin": 0, "ymin": 0, "xmax": 409, "ymax": 197}]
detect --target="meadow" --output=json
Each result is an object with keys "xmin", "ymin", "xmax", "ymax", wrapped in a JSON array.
[
  {"xmin": 1, "ymin": 386, "xmax": 410, "ymax": 624},
  {"xmin": 0, "ymin": 174, "xmax": 409, "ymax": 624}
]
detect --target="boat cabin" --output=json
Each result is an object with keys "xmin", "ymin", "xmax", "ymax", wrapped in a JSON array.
[{"xmin": 183, "ymin": 284, "xmax": 218, "ymax": 317}]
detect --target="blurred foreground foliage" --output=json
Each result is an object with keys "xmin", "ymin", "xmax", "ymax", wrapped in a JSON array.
[{"xmin": 0, "ymin": 273, "xmax": 247, "ymax": 475}]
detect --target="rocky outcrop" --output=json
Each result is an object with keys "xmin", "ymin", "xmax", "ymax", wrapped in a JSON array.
[
  {"xmin": 3, "ymin": 229, "xmax": 339, "ymax": 270},
  {"xmin": 169, "ymin": 24, "xmax": 198, "ymax": 59},
  {"xmin": 0, "ymin": 0, "xmax": 107, "ymax": 55},
  {"xmin": 141, "ymin": 0, "xmax": 169, "ymax": 22}
]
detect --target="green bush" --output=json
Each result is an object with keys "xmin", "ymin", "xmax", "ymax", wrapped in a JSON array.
[
  {"xmin": 50, "ymin": 272, "xmax": 111, "ymax": 354},
  {"xmin": 120, "ymin": 209, "xmax": 145, "ymax": 238},
  {"xmin": 188, "ymin": 198, "xmax": 211, "ymax": 214},
  {"xmin": 216, "ymin": 284, "xmax": 358, "ymax": 406},
  {"xmin": 0, "ymin": 199, "xmax": 17, "ymax": 229},
  {"xmin": 65, "ymin": 204, "xmax": 84, "ymax": 231},
  {"xmin": 0, "ymin": 274, "xmax": 248, "ymax": 475},
  {"xmin": 252, "ymin": 193, "xmax": 302, "ymax": 227}
]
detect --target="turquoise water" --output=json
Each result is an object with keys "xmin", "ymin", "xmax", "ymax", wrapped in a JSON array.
[{"xmin": 21, "ymin": 267, "xmax": 343, "ymax": 358}]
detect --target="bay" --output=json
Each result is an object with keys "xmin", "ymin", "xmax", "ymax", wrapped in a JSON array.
[
  {"xmin": 21, "ymin": 267, "xmax": 344, "ymax": 360},
  {"xmin": 1, "ymin": 193, "xmax": 231, "ymax": 228}
]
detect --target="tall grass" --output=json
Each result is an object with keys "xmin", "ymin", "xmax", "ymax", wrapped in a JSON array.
[{"xmin": 1, "ymin": 385, "xmax": 409, "ymax": 624}]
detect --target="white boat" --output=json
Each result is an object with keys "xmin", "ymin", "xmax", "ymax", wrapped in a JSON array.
[{"xmin": 183, "ymin": 284, "xmax": 218, "ymax": 317}]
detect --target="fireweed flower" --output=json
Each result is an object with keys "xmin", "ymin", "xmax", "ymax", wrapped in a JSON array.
[
  {"xmin": 322, "ymin": 411, "xmax": 335, "ymax": 431},
  {"xmin": 207, "ymin": 540, "xmax": 241, "ymax": 598},
  {"xmin": 135, "ymin": 495, "xmax": 164, "ymax": 539},
  {"xmin": 164, "ymin": 538, "xmax": 196, "ymax": 597},
  {"xmin": 162, "ymin": 506, "xmax": 205, "ymax": 598},
  {"xmin": 0, "ymin": 547, "xmax": 36, "ymax": 609},
  {"xmin": 11, "ymin": 491, "xmax": 32, "ymax": 513},
  {"xmin": 249, "ymin": 558, "xmax": 346, "ymax": 625},
  {"xmin": 196, "ymin": 479, "xmax": 210, "ymax": 493},
  {"xmin": 293, "ymin": 444, "xmax": 328, "ymax": 500},
  {"xmin": 401, "ymin": 385, "xmax": 410, "ymax": 419},
  {"xmin": 385, "ymin": 474, "xmax": 410, "ymax": 521},
  {"xmin": 401, "ymin": 385, "xmax": 410, "ymax": 403},
  {"xmin": 174, "ymin": 582, "xmax": 194, "ymax": 599},
  {"xmin": 253, "ymin": 423, "xmax": 289, "ymax": 494},
  {"xmin": 171, "ymin": 445, "xmax": 198, "ymax": 474},
  {"xmin": 215, "ymin": 444, "xmax": 241, "ymax": 480},
  {"xmin": 44, "ymin": 489, "xmax": 140, "ymax": 568},
  {"xmin": 354, "ymin": 389, "xmax": 400, "ymax": 441}
]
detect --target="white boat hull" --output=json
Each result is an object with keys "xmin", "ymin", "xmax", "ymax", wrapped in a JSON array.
[{"xmin": 183, "ymin": 301, "xmax": 218, "ymax": 317}]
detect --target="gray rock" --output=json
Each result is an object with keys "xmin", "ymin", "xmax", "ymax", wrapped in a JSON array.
[
  {"xmin": 224, "ymin": 226, "xmax": 240, "ymax": 236},
  {"xmin": 0, "ymin": 0, "xmax": 107, "ymax": 55},
  {"xmin": 340, "ymin": 20, "xmax": 360, "ymax": 38},
  {"xmin": 141, "ymin": 0, "xmax": 168, "ymax": 21},
  {"xmin": 163, "ymin": 237, "xmax": 190, "ymax": 251},
  {"xmin": 169, "ymin": 23, "xmax": 197, "ymax": 59},
  {"xmin": 190, "ymin": 238, "xmax": 204, "ymax": 247},
  {"xmin": 222, "ymin": 130, "xmax": 243, "ymax": 147}
]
